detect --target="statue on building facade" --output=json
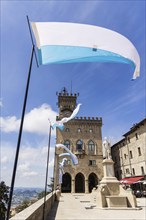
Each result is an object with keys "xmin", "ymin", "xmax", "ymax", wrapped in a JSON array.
[{"xmin": 102, "ymin": 137, "xmax": 112, "ymax": 159}]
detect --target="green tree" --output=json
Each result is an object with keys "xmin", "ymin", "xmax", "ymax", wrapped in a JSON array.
[
  {"xmin": 47, "ymin": 177, "xmax": 54, "ymax": 192},
  {"xmin": 15, "ymin": 199, "xmax": 30, "ymax": 213},
  {"xmin": 37, "ymin": 177, "xmax": 54, "ymax": 200},
  {"xmin": 0, "ymin": 181, "xmax": 9, "ymax": 220},
  {"xmin": 37, "ymin": 191, "xmax": 50, "ymax": 199}
]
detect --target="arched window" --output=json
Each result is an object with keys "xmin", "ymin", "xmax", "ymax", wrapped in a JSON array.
[
  {"xmin": 65, "ymin": 128, "xmax": 70, "ymax": 132},
  {"xmin": 64, "ymin": 140, "xmax": 70, "ymax": 149},
  {"xmin": 76, "ymin": 140, "xmax": 83, "ymax": 152},
  {"xmin": 88, "ymin": 140, "xmax": 95, "ymax": 152}
]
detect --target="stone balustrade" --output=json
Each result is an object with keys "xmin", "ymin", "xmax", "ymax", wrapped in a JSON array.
[{"xmin": 10, "ymin": 191, "xmax": 56, "ymax": 220}]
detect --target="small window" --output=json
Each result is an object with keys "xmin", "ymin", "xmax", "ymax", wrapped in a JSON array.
[
  {"xmin": 124, "ymin": 154, "xmax": 127, "ymax": 159},
  {"xmin": 129, "ymin": 151, "xmax": 133, "ymax": 159},
  {"xmin": 141, "ymin": 166, "xmax": 145, "ymax": 175},
  {"xmin": 138, "ymin": 147, "xmax": 141, "ymax": 156},
  {"xmin": 65, "ymin": 128, "xmax": 70, "ymax": 132},
  {"xmin": 123, "ymin": 142, "xmax": 125, "ymax": 146},
  {"xmin": 126, "ymin": 168, "xmax": 130, "ymax": 174},
  {"xmin": 89, "ymin": 160, "xmax": 96, "ymax": 166},
  {"xmin": 128, "ymin": 137, "xmax": 130, "ymax": 143},
  {"xmin": 64, "ymin": 140, "xmax": 70, "ymax": 149},
  {"xmin": 132, "ymin": 168, "xmax": 135, "ymax": 175},
  {"xmin": 135, "ymin": 133, "xmax": 139, "ymax": 140}
]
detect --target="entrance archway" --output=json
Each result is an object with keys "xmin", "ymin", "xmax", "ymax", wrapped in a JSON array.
[
  {"xmin": 61, "ymin": 173, "xmax": 71, "ymax": 193},
  {"xmin": 88, "ymin": 173, "xmax": 98, "ymax": 193},
  {"xmin": 75, "ymin": 173, "xmax": 85, "ymax": 193}
]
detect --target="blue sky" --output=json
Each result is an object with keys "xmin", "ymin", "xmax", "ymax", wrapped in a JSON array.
[{"xmin": 0, "ymin": 0, "xmax": 145, "ymax": 187}]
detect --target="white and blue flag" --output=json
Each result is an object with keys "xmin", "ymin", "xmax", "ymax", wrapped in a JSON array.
[
  {"xmin": 52, "ymin": 103, "xmax": 81, "ymax": 130},
  {"xmin": 56, "ymin": 144, "xmax": 78, "ymax": 165},
  {"xmin": 31, "ymin": 22, "xmax": 140, "ymax": 79}
]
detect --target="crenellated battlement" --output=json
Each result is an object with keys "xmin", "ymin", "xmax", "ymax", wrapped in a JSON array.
[
  {"xmin": 56, "ymin": 87, "xmax": 79, "ymax": 97},
  {"xmin": 56, "ymin": 115, "xmax": 102, "ymax": 122},
  {"xmin": 75, "ymin": 116, "xmax": 102, "ymax": 121},
  {"xmin": 58, "ymin": 92, "xmax": 79, "ymax": 97}
]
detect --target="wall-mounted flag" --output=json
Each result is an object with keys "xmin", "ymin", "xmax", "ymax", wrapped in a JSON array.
[
  {"xmin": 52, "ymin": 103, "xmax": 82, "ymax": 130},
  {"xmin": 56, "ymin": 144, "xmax": 78, "ymax": 165},
  {"xmin": 59, "ymin": 158, "xmax": 67, "ymax": 184},
  {"xmin": 59, "ymin": 152, "xmax": 78, "ymax": 166}
]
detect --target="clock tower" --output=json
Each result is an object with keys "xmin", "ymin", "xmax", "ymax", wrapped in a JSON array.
[
  {"xmin": 54, "ymin": 87, "xmax": 103, "ymax": 193},
  {"xmin": 57, "ymin": 87, "xmax": 78, "ymax": 119}
]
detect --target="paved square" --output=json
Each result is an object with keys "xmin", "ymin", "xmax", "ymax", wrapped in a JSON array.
[{"xmin": 47, "ymin": 194, "xmax": 146, "ymax": 220}]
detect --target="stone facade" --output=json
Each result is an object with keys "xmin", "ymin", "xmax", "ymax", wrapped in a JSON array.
[
  {"xmin": 111, "ymin": 118, "xmax": 146, "ymax": 180},
  {"xmin": 54, "ymin": 88, "xmax": 103, "ymax": 193}
]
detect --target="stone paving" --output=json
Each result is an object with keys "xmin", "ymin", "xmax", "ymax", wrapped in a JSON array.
[{"xmin": 47, "ymin": 193, "xmax": 146, "ymax": 220}]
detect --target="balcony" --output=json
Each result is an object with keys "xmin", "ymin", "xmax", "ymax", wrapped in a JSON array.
[
  {"xmin": 88, "ymin": 150, "xmax": 95, "ymax": 155},
  {"xmin": 74, "ymin": 149, "xmax": 85, "ymax": 155}
]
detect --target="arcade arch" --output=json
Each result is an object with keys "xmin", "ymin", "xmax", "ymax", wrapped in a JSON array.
[
  {"xmin": 61, "ymin": 173, "xmax": 71, "ymax": 193},
  {"xmin": 88, "ymin": 173, "xmax": 98, "ymax": 193},
  {"xmin": 75, "ymin": 172, "xmax": 85, "ymax": 193}
]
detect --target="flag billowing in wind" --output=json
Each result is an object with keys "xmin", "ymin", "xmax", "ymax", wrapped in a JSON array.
[
  {"xmin": 59, "ymin": 153, "xmax": 78, "ymax": 166},
  {"xmin": 52, "ymin": 103, "xmax": 82, "ymax": 130},
  {"xmin": 56, "ymin": 144, "xmax": 78, "ymax": 165},
  {"xmin": 59, "ymin": 158, "xmax": 67, "ymax": 184},
  {"xmin": 31, "ymin": 22, "xmax": 140, "ymax": 79}
]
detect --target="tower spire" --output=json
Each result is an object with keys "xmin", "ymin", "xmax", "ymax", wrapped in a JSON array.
[{"xmin": 71, "ymin": 80, "xmax": 72, "ymax": 94}]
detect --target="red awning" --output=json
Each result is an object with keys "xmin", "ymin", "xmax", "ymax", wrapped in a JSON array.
[{"xmin": 120, "ymin": 176, "xmax": 144, "ymax": 184}]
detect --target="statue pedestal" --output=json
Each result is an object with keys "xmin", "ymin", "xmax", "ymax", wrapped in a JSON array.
[
  {"xmin": 101, "ymin": 159, "xmax": 119, "ymax": 182},
  {"xmin": 100, "ymin": 159, "xmax": 120, "ymax": 196},
  {"xmin": 93, "ymin": 158, "xmax": 137, "ymax": 209}
]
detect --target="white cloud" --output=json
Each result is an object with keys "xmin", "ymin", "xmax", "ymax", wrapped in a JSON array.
[
  {"xmin": 1, "ymin": 156, "xmax": 8, "ymax": 163},
  {"xmin": 0, "ymin": 104, "xmax": 57, "ymax": 135},
  {"xmin": 0, "ymin": 116, "xmax": 20, "ymax": 132},
  {"xmin": 18, "ymin": 162, "xmax": 30, "ymax": 172},
  {"xmin": 22, "ymin": 171, "xmax": 38, "ymax": 177},
  {"xmin": 18, "ymin": 163, "xmax": 38, "ymax": 177},
  {"xmin": 1, "ymin": 141, "xmax": 55, "ymax": 187}
]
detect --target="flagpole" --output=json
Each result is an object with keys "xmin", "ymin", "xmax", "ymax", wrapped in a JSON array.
[
  {"xmin": 6, "ymin": 45, "xmax": 34, "ymax": 220},
  {"xmin": 42, "ymin": 121, "xmax": 52, "ymax": 220}
]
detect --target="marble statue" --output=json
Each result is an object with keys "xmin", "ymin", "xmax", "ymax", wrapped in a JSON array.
[{"xmin": 102, "ymin": 137, "xmax": 112, "ymax": 159}]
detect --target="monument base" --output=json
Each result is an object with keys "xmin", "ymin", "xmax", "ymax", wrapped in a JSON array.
[{"xmin": 92, "ymin": 158, "xmax": 137, "ymax": 209}]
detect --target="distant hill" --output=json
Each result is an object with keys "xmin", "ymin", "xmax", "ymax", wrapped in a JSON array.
[{"xmin": 12, "ymin": 187, "xmax": 45, "ymax": 208}]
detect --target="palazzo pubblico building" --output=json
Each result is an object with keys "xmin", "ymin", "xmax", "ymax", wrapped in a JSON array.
[{"xmin": 54, "ymin": 88, "xmax": 103, "ymax": 193}]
